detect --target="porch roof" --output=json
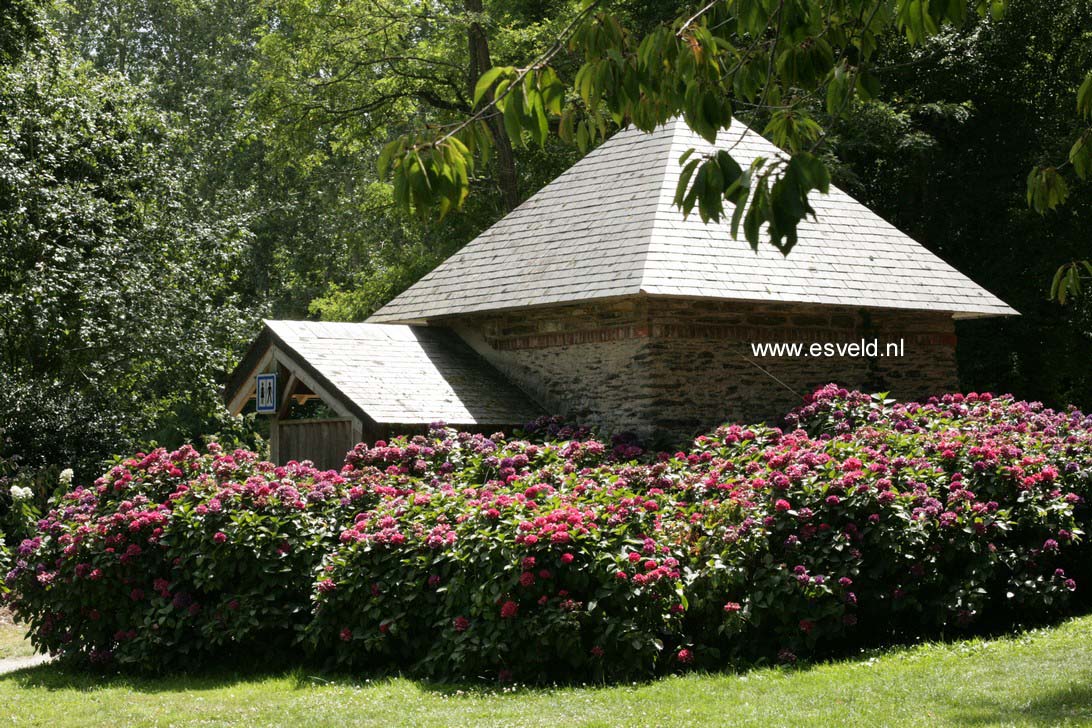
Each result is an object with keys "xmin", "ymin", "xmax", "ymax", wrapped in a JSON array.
[{"xmin": 225, "ymin": 320, "xmax": 542, "ymax": 427}]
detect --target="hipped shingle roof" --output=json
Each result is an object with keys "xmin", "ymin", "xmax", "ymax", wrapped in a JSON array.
[{"xmin": 370, "ymin": 118, "xmax": 1015, "ymax": 323}]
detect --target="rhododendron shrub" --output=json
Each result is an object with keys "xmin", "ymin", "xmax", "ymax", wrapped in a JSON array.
[
  {"xmin": 3, "ymin": 444, "xmax": 371, "ymax": 667},
  {"xmin": 308, "ymin": 434, "xmax": 698, "ymax": 679},
  {"xmin": 683, "ymin": 412, "xmax": 1088, "ymax": 658},
  {"xmin": 4, "ymin": 389, "xmax": 1091, "ymax": 679}
]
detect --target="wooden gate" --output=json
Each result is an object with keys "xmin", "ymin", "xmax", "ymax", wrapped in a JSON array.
[{"xmin": 275, "ymin": 418, "xmax": 356, "ymax": 471}]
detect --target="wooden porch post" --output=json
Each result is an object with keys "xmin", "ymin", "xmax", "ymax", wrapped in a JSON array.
[{"xmin": 270, "ymin": 419, "xmax": 280, "ymax": 464}]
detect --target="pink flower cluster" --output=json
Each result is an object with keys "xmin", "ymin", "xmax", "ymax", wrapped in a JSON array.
[{"xmin": 6, "ymin": 386, "xmax": 1091, "ymax": 681}]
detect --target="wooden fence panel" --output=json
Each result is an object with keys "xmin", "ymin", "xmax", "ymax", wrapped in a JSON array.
[{"xmin": 277, "ymin": 418, "xmax": 355, "ymax": 471}]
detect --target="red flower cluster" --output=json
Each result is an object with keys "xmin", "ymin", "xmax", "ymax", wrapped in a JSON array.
[{"xmin": 5, "ymin": 386, "xmax": 1090, "ymax": 682}]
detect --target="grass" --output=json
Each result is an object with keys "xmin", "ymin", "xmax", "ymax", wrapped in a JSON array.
[
  {"xmin": 1, "ymin": 615, "xmax": 1091, "ymax": 727},
  {"xmin": 0, "ymin": 622, "xmax": 35, "ymax": 660}
]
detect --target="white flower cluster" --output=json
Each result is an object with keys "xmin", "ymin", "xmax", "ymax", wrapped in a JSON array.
[
  {"xmin": 59, "ymin": 468, "xmax": 75, "ymax": 486},
  {"xmin": 9, "ymin": 485, "xmax": 33, "ymax": 502}
]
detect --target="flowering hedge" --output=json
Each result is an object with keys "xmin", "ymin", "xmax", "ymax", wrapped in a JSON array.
[
  {"xmin": 3, "ymin": 387, "xmax": 1090, "ymax": 679},
  {"xmin": 0, "ymin": 537, "xmax": 9, "ymax": 600},
  {"xmin": 1, "ymin": 446, "xmax": 364, "ymax": 667}
]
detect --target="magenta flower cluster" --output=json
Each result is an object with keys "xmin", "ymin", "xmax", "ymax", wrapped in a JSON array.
[{"xmin": 3, "ymin": 387, "xmax": 1090, "ymax": 681}]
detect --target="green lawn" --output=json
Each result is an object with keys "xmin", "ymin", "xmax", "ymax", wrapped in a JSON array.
[
  {"xmin": 2, "ymin": 615, "xmax": 1092, "ymax": 727},
  {"xmin": 0, "ymin": 622, "xmax": 35, "ymax": 660}
]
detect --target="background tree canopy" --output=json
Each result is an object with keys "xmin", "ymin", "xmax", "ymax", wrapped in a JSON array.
[
  {"xmin": 0, "ymin": 0, "xmax": 1088, "ymax": 481},
  {"xmin": 0, "ymin": 43, "xmax": 256, "ymax": 478}
]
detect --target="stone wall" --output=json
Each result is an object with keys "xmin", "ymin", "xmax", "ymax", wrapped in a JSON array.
[
  {"xmin": 645, "ymin": 299, "xmax": 957, "ymax": 437},
  {"xmin": 452, "ymin": 299, "xmax": 656, "ymax": 430},
  {"xmin": 453, "ymin": 297, "xmax": 957, "ymax": 441}
]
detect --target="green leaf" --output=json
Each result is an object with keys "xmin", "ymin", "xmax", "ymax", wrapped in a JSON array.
[
  {"xmin": 715, "ymin": 150, "xmax": 742, "ymax": 189},
  {"xmin": 538, "ymin": 67, "xmax": 565, "ymax": 116},
  {"xmin": 574, "ymin": 63, "xmax": 595, "ymax": 107},
  {"xmin": 698, "ymin": 162, "xmax": 725, "ymax": 223},
  {"xmin": 1027, "ymin": 166, "xmax": 1069, "ymax": 213},
  {"xmin": 729, "ymin": 186, "xmax": 747, "ymax": 239},
  {"xmin": 503, "ymin": 86, "xmax": 525, "ymax": 147},
  {"xmin": 792, "ymin": 152, "xmax": 831, "ymax": 194},
  {"xmin": 576, "ymin": 120, "xmax": 589, "ymax": 153},
  {"xmin": 743, "ymin": 184, "xmax": 765, "ymax": 247},
  {"xmin": 1069, "ymin": 133, "xmax": 1092, "ymax": 179},
  {"xmin": 559, "ymin": 108, "xmax": 575, "ymax": 144},
  {"xmin": 1068, "ymin": 266, "xmax": 1082, "ymax": 298},
  {"xmin": 473, "ymin": 66, "xmax": 514, "ymax": 107},
  {"xmin": 1052, "ymin": 263, "xmax": 1070, "ymax": 303},
  {"xmin": 896, "ymin": 0, "xmax": 940, "ymax": 44},
  {"xmin": 1077, "ymin": 72, "xmax": 1092, "ymax": 120},
  {"xmin": 377, "ymin": 138, "xmax": 404, "ymax": 179},
  {"xmin": 674, "ymin": 157, "xmax": 702, "ymax": 208},
  {"xmin": 974, "ymin": 0, "xmax": 1006, "ymax": 17},
  {"xmin": 826, "ymin": 64, "xmax": 850, "ymax": 116},
  {"xmin": 681, "ymin": 159, "xmax": 708, "ymax": 218}
]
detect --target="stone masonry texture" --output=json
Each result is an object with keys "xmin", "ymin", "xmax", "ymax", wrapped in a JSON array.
[{"xmin": 454, "ymin": 297, "xmax": 958, "ymax": 443}]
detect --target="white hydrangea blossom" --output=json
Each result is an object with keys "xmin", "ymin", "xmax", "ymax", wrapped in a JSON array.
[
  {"xmin": 9, "ymin": 485, "xmax": 33, "ymax": 502},
  {"xmin": 59, "ymin": 468, "xmax": 74, "ymax": 486}
]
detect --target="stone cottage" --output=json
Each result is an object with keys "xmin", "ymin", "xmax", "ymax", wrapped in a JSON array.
[{"xmin": 226, "ymin": 118, "xmax": 1016, "ymax": 462}]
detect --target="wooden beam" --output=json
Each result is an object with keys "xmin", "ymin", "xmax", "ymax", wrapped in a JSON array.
[
  {"xmin": 269, "ymin": 346, "xmax": 356, "ymax": 420},
  {"xmin": 276, "ymin": 416, "xmax": 353, "ymax": 427},
  {"xmin": 277, "ymin": 372, "xmax": 299, "ymax": 419},
  {"xmin": 270, "ymin": 419, "xmax": 280, "ymax": 464},
  {"xmin": 227, "ymin": 348, "xmax": 274, "ymax": 415}
]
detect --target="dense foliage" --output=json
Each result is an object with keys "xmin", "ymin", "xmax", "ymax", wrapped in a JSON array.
[
  {"xmin": 823, "ymin": 0, "xmax": 1092, "ymax": 407},
  {"xmin": 0, "ymin": 0, "xmax": 45, "ymax": 66},
  {"xmin": 2, "ymin": 0, "xmax": 1089, "ymax": 529},
  {"xmin": 4, "ymin": 387, "xmax": 1089, "ymax": 679},
  {"xmin": 0, "ymin": 452, "xmax": 56, "ymax": 547},
  {"xmin": 0, "ymin": 39, "xmax": 260, "ymax": 480}
]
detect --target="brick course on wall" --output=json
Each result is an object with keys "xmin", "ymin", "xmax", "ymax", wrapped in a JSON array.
[{"xmin": 454, "ymin": 297, "xmax": 957, "ymax": 442}]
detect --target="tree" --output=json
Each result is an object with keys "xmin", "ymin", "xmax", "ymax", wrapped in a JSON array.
[
  {"xmin": 0, "ymin": 0, "xmax": 45, "ymax": 66},
  {"xmin": 380, "ymin": 0, "xmax": 1012, "ymax": 246},
  {"xmin": 818, "ymin": 0, "xmax": 1092, "ymax": 407},
  {"xmin": 0, "ymin": 46, "xmax": 257, "ymax": 478},
  {"xmin": 246, "ymin": 0, "xmax": 603, "ymax": 317},
  {"xmin": 250, "ymin": 0, "xmax": 600, "ymax": 212}
]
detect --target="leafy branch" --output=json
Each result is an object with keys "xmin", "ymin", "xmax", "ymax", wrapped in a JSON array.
[
  {"xmin": 380, "ymin": 0, "xmax": 1008, "ymax": 256},
  {"xmin": 1030, "ymin": 71, "xmax": 1092, "ymax": 302}
]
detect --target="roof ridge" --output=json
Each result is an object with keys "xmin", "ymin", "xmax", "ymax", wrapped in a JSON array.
[
  {"xmin": 635, "ymin": 120, "xmax": 688, "ymax": 296},
  {"xmin": 639, "ymin": 118, "xmax": 771, "ymax": 298},
  {"xmin": 368, "ymin": 117, "xmax": 1016, "ymax": 323}
]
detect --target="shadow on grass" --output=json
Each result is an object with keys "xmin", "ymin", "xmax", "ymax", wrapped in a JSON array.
[
  {"xmin": 3, "ymin": 611, "xmax": 1091, "ymax": 710},
  {"xmin": 943, "ymin": 682, "xmax": 1092, "ymax": 726},
  {"xmin": 0, "ymin": 644, "xmax": 333, "ymax": 694},
  {"xmin": 0, "ymin": 652, "xmax": 729, "ymax": 698}
]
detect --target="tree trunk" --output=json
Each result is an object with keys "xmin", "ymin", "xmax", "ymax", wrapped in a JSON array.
[{"xmin": 465, "ymin": 0, "xmax": 519, "ymax": 212}]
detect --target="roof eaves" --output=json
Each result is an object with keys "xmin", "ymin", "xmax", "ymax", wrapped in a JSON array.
[
  {"xmin": 255, "ymin": 322, "xmax": 379, "ymax": 429},
  {"xmin": 366, "ymin": 290, "xmax": 649, "ymax": 326},
  {"xmin": 222, "ymin": 325, "xmax": 274, "ymax": 407}
]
